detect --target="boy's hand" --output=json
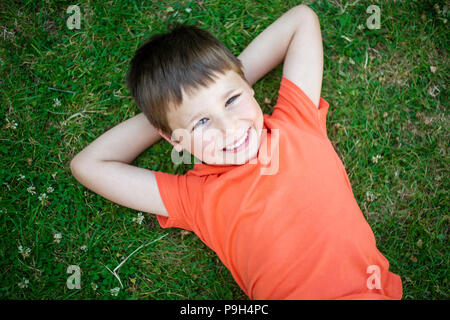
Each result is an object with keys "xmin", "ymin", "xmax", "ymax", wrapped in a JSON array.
[{"xmin": 238, "ymin": 5, "xmax": 323, "ymax": 108}]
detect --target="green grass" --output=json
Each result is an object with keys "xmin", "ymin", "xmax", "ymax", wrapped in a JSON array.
[{"xmin": 1, "ymin": 0, "xmax": 448, "ymax": 299}]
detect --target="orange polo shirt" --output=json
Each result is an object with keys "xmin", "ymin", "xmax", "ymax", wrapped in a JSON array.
[{"xmin": 153, "ymin": 76, "xmax": 403, "ymax": 299}]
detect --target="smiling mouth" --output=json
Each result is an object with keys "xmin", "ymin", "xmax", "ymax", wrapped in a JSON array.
[{"xmin": 222, "ymin": 128, "xmax": 250, "ymax": 153}]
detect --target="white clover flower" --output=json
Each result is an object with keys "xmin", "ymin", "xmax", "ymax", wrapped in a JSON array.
[
  {"xmin": 132, "ymin": 212, "xmax": 144, "ymax": 225},
  {"xmin": 18, "ymin": 245, "xmax": 31, "ymax": 258},
  {"xmin": 110, "ymin": 287, "xmax": 120, "ymax": 296},
  {"xmin": 371, "ymin": 154, "xmax": 383, "ymax": 164},
  {"xmin": 27, "ymin": 185, "xmax": 36, "ymax": 195},
  {"xmin": 18, "ymin": 278, "xmax": 29, "ymax": 289},
  {"xmin": 428, "ymin": 85, "xmax": 440, "ymax": 97},
  {"xmin": 38, "ymin": 193, "xmax": 48, "ymax": 203},
  {"xmin": 46, "ymin": 186, "xmax": 54, "ymax": 193},
  {"xmin": 54, "ymin": 233, "xmax": 62, "ymax": 244},
  {"xmin": 5, "ymin": 117, "xmax": 18, "ymax": 130},
  {"xmin": 80, "ymin": 245, "xmax": 88, "ymax": 252},
  {"xmin": 18, "ymin": 174, "xmax": 26, "ymax": 180},
  {"xmin": 53, "ymin": 98, "xmax": 61, "ymax": 107},
  {"xmin": 366, "ymin": 191, "xmax": 377, "ymax": 202}
]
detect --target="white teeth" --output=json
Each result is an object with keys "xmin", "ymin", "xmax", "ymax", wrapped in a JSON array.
[{"xmin": 224, "ymin": 130, "xmax": 248, "ymax": 151}]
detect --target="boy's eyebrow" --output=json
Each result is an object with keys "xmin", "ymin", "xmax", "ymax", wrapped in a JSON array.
[{"xmin": 184, "ymin": 88, "xmax": 236, "ymax": 128}]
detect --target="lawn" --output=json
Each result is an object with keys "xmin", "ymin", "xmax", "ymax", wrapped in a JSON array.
[{"xmin": 0, "ymin": 0, "xmax": 448, "ymax": 299}]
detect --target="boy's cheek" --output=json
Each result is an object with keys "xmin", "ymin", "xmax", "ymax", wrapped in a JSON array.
[
  {"xmin": 190, "ymin": 134, "xmax": 214, "ymax": 159},
  {"xmin": 195, "ymin": 133, "xmax": 226, "ymax": 161},
  {"xmin": 236, "ymin": 101, "xmax": 257, "ymax": 118},
  {"xmin": 201, "ymin": 134, "xmax": 219, "ymax": 157},
  {"xmin": 203, "ymin": 139, "xmax": 216, "ymax": 159}
]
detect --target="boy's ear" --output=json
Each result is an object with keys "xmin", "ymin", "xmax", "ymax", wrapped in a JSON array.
[{"xmin": 157, "ymin": 128, "xmax": 184, "ymax": 153}]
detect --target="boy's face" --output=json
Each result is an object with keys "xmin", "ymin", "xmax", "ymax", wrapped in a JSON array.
[{"xmin": 159, "ymin": 69, "xmax": 264, "ymax": 165}]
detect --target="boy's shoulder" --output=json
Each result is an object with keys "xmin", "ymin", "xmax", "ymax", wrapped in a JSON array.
[{"xmin": 271, "ymin": 76, "xmax": 330, "ymax": 140}]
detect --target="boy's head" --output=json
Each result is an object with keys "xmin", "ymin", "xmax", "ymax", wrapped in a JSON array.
[{"xmin": 126, "ymin": 24, "xmax": 264, "ymax": 165}]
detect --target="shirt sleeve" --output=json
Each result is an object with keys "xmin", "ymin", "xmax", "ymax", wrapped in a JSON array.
[
  {"xmin": 152, "ymin": 170, "xmax": 204, "ymax": 232},
  {"xmin": 272, "ymin": 76, "xmax": 330, "ymax": 139}
]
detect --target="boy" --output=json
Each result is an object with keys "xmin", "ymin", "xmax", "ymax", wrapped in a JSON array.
[{"xmin": 70, "ymin": 5, "xmax": 403, "ymax": 299}]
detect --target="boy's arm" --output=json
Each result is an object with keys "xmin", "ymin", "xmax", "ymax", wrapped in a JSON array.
[
  {"xmin": 238, "ymin": 5, "xmax": 323, "ymax": 108},
  {"xmin": 72, "ymin": 112, "xmax": 161, "ymax": 164},
  {"xmin": 70, "ymin": 113, "xmax": 169, "ymax": 217}
]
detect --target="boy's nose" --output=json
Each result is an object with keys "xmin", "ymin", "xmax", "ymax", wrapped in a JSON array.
[{"xmin": 217, "ymin": 116, "xmax": 242, "ymax": 143}]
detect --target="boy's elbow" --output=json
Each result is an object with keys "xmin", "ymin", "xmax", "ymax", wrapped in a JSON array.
[
  {"xmin": 289, "ymin": 4, "xmax": 320, "ymax": 32},
  {"xmin": 70, "ymin": 157, "xmax": 96, "ymax": 185},
  {"xmin": 293, "ymin": 4, "xmax": 318, "ymax": 20},
  {"xmin": 70, "ymin": 158, "xmax": 79, "ymax": 173},
  {"xmin": 70, "ymin": 157, "xmax": 84, "ymax": 178},
  {"xmin": 70, "ymin": 155, "xmax": 92, "ymax": 175}
]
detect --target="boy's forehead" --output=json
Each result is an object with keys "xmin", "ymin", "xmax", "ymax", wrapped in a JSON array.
[{"xmin": 183, "ymin": 69, "xmax": 243, "ymax": 103}]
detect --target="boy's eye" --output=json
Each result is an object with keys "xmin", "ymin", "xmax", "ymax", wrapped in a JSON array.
[
  {"xmin": 192, "ymin": 94, "xmax": 241, "ymax": 131},
  {"xmin": 226, "ymin": 94, "xmax": 240, "ymax": 107},
  {"xmin": 193, "ymin": 118, "xmax": 208, "ymax": 131}
]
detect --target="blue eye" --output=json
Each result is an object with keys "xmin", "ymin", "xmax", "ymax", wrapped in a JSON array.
[
  {"xmin": 192, "ymin": 94, "xmax": 241, "ymax": 131},
  {"xmin": 193, "ymin": 118, "xmax": 208, "ymax": 131},
  {"xmin": 226, "ymin": 94, "xmax": 240, "ymax": 107}
]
